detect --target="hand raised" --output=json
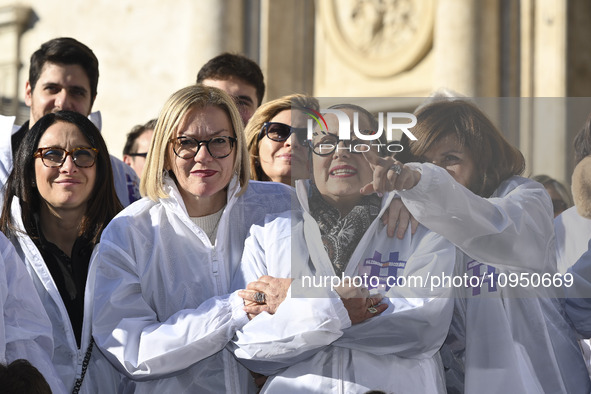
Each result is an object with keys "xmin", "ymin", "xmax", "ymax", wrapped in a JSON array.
[{"xmin": 360, "ymin": 150, "xmax": 421, "ymax": 196}]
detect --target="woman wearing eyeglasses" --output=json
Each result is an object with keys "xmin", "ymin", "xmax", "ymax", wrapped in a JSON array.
[
  {"xmin": 0, "ymin": 110, "xmax": 123, "ymax": 392},
  {"xmin": 88, "ymin": 85, "xmax": 293, "ymax": 393},
  {"xmin": 231, "ymin": 104, "xmax": 456, "ymax": 393},
  {"xmin": 245, "ymin": 93, "xmax": 319, "ymax": 186},
  {"xmin": 246, "ymin": 97, "xmax": 418, "ymax": 239}
]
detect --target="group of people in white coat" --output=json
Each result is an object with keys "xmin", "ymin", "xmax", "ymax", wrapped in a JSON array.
[{"xmin": 1, "ymin": 39, "xmax": 591, "ymax": 394}]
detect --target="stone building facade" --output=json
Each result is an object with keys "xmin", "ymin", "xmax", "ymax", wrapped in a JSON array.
[{"xmin": 1, "ymin": 0, "xmax": 590, "ymax": 185}]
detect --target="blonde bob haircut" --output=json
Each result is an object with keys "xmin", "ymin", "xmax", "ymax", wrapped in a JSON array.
[
  {"xmin": 141, "ymin": 84, "xmax": 250, "ymax": 200},
  {"xmin": 245, "ymin": 93, "xmax": 319, "ymax": 181},
  {"xmin": 399, "ymin": 99, "xmax": 525, "ymax": 198}
]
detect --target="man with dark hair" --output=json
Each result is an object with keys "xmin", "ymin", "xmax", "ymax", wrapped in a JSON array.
[
  {"xmin": 122, "ymin": 119, "xmax": 156, "ymax": 179},
  {"xmin": 197, "ymin": 52, "xmax": 265, "ymax": 125},
  {"xmin": 0, "ymin": 37, "xmax": 140, "ymax": 206}
]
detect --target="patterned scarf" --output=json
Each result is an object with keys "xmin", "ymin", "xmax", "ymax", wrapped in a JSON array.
[{"xmin": 308, "ymin": 183, "xmax": 381, "ymax": 276}]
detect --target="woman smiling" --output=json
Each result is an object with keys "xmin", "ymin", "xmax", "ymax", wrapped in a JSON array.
[
  {"xmin": 231, "ymin": 104, "xmax": 456, "ymax": 393},
  {"xmin": 245, "ymin": 93, "xmax": 319, "ymax": 186},
  {"xmin": 0, "ymin": 110, "xmax": 122, "ymax": 392}
]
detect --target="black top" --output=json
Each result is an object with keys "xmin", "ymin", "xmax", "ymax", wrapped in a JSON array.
[{"xmin": 33, "ymin": 215, "xmax": 94, "ymax": 347}]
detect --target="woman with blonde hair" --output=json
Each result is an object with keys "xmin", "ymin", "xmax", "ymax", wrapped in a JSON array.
[
  {"xmin": 245, "ymin": 93, "xmax": 319, "ymax": 185},
  {"xmin": 89, "ymin": 85, "xmax": 293, "ymax": 393}
]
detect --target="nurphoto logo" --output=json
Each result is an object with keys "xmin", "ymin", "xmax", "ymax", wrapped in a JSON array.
[{"xmin": 302, "ymin": 107, "xmax": 417, "ymax": 154}]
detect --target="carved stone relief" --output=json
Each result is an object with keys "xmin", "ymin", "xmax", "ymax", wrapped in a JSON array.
[{"xmin": 318, "ymin": 0, "xmax": 434, "ymax": 77}]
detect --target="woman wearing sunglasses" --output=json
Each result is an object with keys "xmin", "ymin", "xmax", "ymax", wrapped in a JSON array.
[
  {"xmin": 246, "ymin": 97, "xmax": 418, "ymax": 239},
  {"xmin": 88, "ymin": 85, "xmax": 293, "ymax": 393},
  {"xmin": 0, "ymin": 110, "xmax": 123, "ymax": 392},
  {"xmin": 245, "ymin": 93, "xmax": 319, "ymax": 186}
]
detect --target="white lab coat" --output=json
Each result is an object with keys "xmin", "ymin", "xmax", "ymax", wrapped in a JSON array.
[
  {"xmin": 0, "ymin": 231, "xmax": 67, "ymax": 394},
  {"xmin": 6, "ymin": 197, "xmax": 121, "ymax": 393},
  {"xmin": 399, "ymin": 163, "xmax": 591, "ymax": 394},
  {"xmin": 90, "ymin": 175, "xmax": 293, "ymax": 393},
  {"xmin": 0, "ymin": 114, "xmax": 140, "ymax": 207},
  {"xmin": 231, "ymin": 180, "xmax": 457, "ymax": 393}
]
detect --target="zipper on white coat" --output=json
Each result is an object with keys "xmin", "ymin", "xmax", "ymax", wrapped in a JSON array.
[{"xmin": 211, "ymin": 248, "xmax": 224, "ymax": 296}]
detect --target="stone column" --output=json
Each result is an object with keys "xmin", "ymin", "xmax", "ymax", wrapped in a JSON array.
[
  {"xmin": 0, "ymin": 5, "xmax": 31, "ymax": 118},
  {"xmin": 258, "ymin": 0, "xmax": 315, "ymax": 101},
  {"xmin": 433, "ymin": 0, "xmax": 500, "ymax": 97},
  {"xmin": 526, "ymin": 0, "xmax": 569, "ymax": 181}
]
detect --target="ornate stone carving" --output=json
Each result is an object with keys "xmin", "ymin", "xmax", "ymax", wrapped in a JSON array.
[{"xmin": 319, "ymin": 0, "xmax": 434, "ymax": 77}]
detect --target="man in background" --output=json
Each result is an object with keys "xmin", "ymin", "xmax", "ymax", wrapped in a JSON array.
[
  {"xmin": 197, "ymin": 52, "xmax": 265, "ymax": 125},
  {"xmin": 123, "ymin": 119, "xmax": 156, "ymax": 179},
  {"xmin": 0, "ymin": 37, "xmax": 140, "ymax": 206}
]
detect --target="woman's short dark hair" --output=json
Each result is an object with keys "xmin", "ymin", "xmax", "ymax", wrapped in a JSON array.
[
  {"xmin": 398, "ymin": 100, "xmax": 525, "ymax": 197},
  {"xmin": 0, "ymin": 110, "xmax": 122, "ymax": 244}
]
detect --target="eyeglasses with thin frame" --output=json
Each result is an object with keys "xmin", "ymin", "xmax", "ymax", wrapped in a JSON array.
[
  {"xmin": 34, "ymin": 147, "xmax": 99, "ymax": 168},
  {"xmin": 310, "ymin": 132, "xmax": 376, "ymax": 156},
  {"xmin": 258, "ymin": 122, "xmax": 309, "ymax": 147},
  {"xmin": 170, "ymin": 135, "xmax": 237, "ymax": 159}
]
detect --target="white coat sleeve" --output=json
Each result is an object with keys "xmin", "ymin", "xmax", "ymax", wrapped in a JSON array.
[
  {"xmin": 400, "ymin": 163, "xmax": 554, "ymax": 273},
  {"xmin": 230, "ymin": 217, "xmax": 352, "ymax": 376},
  {"xmin": 565, "ymin": 239, "xmax": 591, "ymax": 338},
  {"xmin": 91, "ymin": 239, "xmax": 249, "ymax": 381},
  {"xmin": 333, "ymin": 231, "xmax": 456, "ymax": 358},
  {"xmin": 1, "ymin": 236, "xmax": 67, "ymax": 394}
]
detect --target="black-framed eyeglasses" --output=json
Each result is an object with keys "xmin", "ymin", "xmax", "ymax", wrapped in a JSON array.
[
  {"xmin": 170, "ymin": 136, "xmax": 237, "ymax": 159},
  {"xmin": 34, "ymin": 147, "xmax": 99, "ymax": 168},
  {"xmin": 128, "ymin": 152, "xmax": 148, "ymax": 158},
  {"xmin": 258, "ymin": 122, "xmax": 309, "ymax": 146},
  {"xmin": 311, "ymin": 132, "xmax": 374, "ymax": 156}
]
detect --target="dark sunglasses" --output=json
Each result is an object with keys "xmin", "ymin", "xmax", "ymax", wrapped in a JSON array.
[{"xmin": 258, "ymin": 122, "xmax": 309, "ymax": 146}]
